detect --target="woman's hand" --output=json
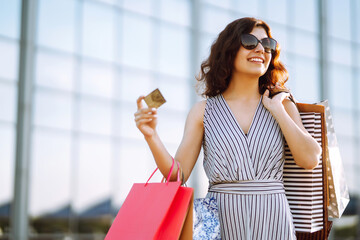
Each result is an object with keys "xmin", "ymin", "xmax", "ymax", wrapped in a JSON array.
[
  {"xmin": 134, "ymin": 96, "xmax": 158, "ymax": 138},
  {"xmin": 262, "ymin": 89, "xmax": 290, "ymax": 115},
  {"xmin": 263, "ymin": 89, "xmax": 321, "ymax": 169}
]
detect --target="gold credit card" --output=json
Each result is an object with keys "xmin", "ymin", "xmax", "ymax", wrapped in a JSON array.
[{"xmin": 144, "ymin": 88, "xmax": 166, "ymax": 108}]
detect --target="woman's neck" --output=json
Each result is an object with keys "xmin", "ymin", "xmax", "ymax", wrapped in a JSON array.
[{"xmin": 223, "ymin": 73, "xmax": 260, "ymax": 101}]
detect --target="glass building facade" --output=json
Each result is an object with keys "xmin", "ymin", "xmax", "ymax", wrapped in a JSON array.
[{"xmin": 0, "ymin": 0, "xmax": 359, "ymax": 239}]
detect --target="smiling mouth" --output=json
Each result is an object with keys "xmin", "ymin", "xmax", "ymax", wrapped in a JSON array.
[{"xmin": 248, "ymin": 57, "xmax": 264, "ymax": 63}]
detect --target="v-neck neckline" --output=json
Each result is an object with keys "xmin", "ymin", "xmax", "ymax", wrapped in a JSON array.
[{"xmin": 220, "ymin": 94, "xmax": 263, "ymax": 138}]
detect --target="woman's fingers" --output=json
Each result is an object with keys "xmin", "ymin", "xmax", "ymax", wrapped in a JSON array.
[
  {"xmin": 269, "ymin": 91, "xmax": 290, "ymax": 101},
  {"xmin": 136, "ymin": 96, "xmax": 145, "ymax": 110},
  {"xmin": 134, "ymin": 106, "xmax": 157, "ymax": 126},
  {"xmin": 135, "ymin": 95, "xmax": 158, "ymax": 137},
  {"xmin": 136, "ymin": 118, "xmax": 153, "ymax": 126},
  {"xmin": 134, "ymin": 108, "xmax": 157, "ymax": 117},
  {"xmin": 278, "ymin": 92, "xmax": 290, "ymax": 101},
  {"xmin": 135, "ymin": 114, "xmax": 157, "ymax": 121}
]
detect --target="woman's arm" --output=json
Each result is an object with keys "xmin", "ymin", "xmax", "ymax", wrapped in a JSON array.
[
  {"xmin": 174, "ymin": 101, "xmax": 206, "ymax": 182},
  {"xmin": 262, "ymin": 90, "xmax": 321, "ymax": 169},
  {"xmin": 134, "ymin": 96, "xmax": 206, "ymax": 182}
]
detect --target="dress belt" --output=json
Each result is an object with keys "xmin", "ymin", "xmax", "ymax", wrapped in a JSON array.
[{"xmin": 208, "ymin": 179, "xmax": 285, "ymax": 195}]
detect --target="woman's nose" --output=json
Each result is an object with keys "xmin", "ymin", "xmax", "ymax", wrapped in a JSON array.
[{"xmin": 254, "ymin": 42, "xmax": 265, "ymax": 53}]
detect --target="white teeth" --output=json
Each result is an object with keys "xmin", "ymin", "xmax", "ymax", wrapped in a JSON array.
[{"xmin": 249, "ymin": 58, "xmax": 263, "ymax": 63}]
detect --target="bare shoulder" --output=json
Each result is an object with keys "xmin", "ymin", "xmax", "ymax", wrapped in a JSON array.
[
  {"xmin": 190, "ymin": 100, "xmax": 206, "ymax": 113},
  {"xmin": 187, "ymin": 100, "xmax": 207, "ymax": 126}
]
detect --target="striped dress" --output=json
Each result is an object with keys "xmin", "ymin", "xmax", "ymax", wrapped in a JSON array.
[{"xmin": 204, "ymin": 94, "xmax": 296, "ymax": 240}]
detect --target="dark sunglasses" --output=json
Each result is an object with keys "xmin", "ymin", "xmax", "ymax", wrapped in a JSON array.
[{"xmin": 240, "ymin": 33, "xmax": 277, "ymax": 54}]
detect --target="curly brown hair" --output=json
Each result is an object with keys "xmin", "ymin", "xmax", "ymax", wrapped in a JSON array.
[{"xmin": 196, "ymin": 17, "xmax": 289, "ymax": 98}]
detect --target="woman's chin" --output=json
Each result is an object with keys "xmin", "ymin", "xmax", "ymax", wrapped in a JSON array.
[
  {"xmin": 246, "ymin": 70, "xmax": 266, "ymax": 78},
  {"xmin": 233, "ymin": 65, "xmax": 267, "ymax": 78}
]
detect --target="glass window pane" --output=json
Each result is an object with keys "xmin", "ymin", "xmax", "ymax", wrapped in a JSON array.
[
  {"xmin": 201, "ymin": 6, "xmax": 233, "ymax": 35},
  {"xmin": 358, "ymin": 64, "xmax": 360, "ymax": 110},
  {"xmin": 30, "ymin": 130, "xmax": 72, "ymax": 217},
  {"xmin": 114, "ymin": 141, "xmax": 155, "ymax": 207},
  {"xmin": 0, "ymin": 125, "xmax": 15, "ymax": 206},
  {"xmin": 157, "ymin": 25, "xmax": 191, "ymax": 78},
  {"xmin": 159, "ymin": 0, "xmax": 191, "ymax": 27},
  {"xmin": 357, "ymin": 46, "xmax": 360, "ymax": 68},
  {"xmin": 336, "ymin": 136, "xmax": 355, "ymax": 192},
  {"xmin": 290, "ymin": 32, "xmax": 318, "ymax": 58},
  {"xmin": 331, "ymin": 109, "xmax": 354, "ymax": 138},
  {"xmin": 74, "ymin": 136, "xmax": 112, "ymax": 212},
  {"xmin": 329, "ymin": 39, "xmax": 352, "ymax": 66},
  {"xmin": 202, "ymin": 0, "xmax": 232, "ymax": 9},
  {"xmin": 285, "ymin": 56, "xmax": 296, "ymax": 90},
  {"xmin": 279, "ymin": 51, "xmax": 290, "ymax": 72},
  {"xmin": 292, "ymin": 0, "xmax": 318, "ymax": 32},
  {"xmin": 95, "ymin": 0, "xmax": 118, "ymax": 5},
  {"xmin": 265, "ymin": 0, "xmax": 287, "ymax": 24},
  {"xmin": 80, "ymin": 60, "xmax": 114, "ymax": 98},
  {"xmin": 82, "ymin": 2, "xmax": 116, "ymax": 62},
  {"xmin": 233, "ymin": 0, "xmax": 258, "ymax": 16},
  {"xmin": 123, "ymin": 0, "xmax": 154, "ymax": 16},
  {"xmin": 157, "ymin": 76, "xmax": 191, "ymax": 112},
  {"xmin": 291, "ymin": 57, "xmax": 320, "ymax": 103},
  {"xmin": 156, "ymin": 112, "xmax": 186, "ymax": 144},
  {"xmin": 118, "ymin": 104, "xmax": 141, "ymax": 139},
  {"xmin": 79, "ymin": 98, "xmax": 112, "ymax": 136},
  {"xmin": 329, "ymin": 64, "xmax": 353, "ymax": 110},
  {"xmin": 0, "ymin": 82, "xmax": 17, "ymax": 122},
  {"xmin": 0, "ymin": 40, "xmax": 19, "ymax": 81},
  {"xmin": 356, "ymin": 0, "xmax": 360, "ymax": 43},
  {"xmin": 199, "ymin": 33, "xmax": 216, "ymax": 63},
  {"xmin": 121, "ymin": 13, "xmax": 152, "ymax": 70},
  {"xmin": 34, "ymin": 90, "xmax": 73, "ymax": 130},
  {"xmin": 35, "ymin": 51, "xmax": 75, "ymax": 91},
  {"xmin": 271, "ymin": 25, "xmax": 288, "ymax": 54},
  {"xmin": 37, "ymin": 0, "xmax": 76, "ymax": 52},
  {"xmin": 328, "ymin": 0, "xmax": 351, "ymax": 40},
  {"xmin": 119, "ymin": 69, "xmax": 153, "ymax": 102},
  {"xmin": 117, "ymin": 104, "xmax": 183, "ymax": 143},
  {"xmin": 0, "ymin": 0, "xmax": 21, "ymax": 39}
]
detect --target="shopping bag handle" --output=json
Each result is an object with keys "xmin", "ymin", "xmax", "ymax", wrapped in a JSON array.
[{"xmin": 145, "ymin": 157, "xmax": 180, "ymax": 186}]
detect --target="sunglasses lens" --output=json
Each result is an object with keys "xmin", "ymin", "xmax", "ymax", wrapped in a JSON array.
[
  {"xmin": 241, "ymin": 34, "xmax": 277, "ymax": 53},
  {"xmin": 241, "ymin": 34, "xmax": 258, "ymax": 50},
  {"xmin": 261, "ymin": 38, "xmax": 277, "ymax": 53}
]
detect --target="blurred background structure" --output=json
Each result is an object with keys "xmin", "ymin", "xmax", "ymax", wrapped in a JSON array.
[{"xmin": 0, "ymin": 0, "xmax": 359, "ymax": 239}]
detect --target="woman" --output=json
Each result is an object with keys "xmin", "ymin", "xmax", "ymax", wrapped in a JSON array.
[{"xmin": 134, "ymin": 17, "xmax": 321, "ymax": 239}]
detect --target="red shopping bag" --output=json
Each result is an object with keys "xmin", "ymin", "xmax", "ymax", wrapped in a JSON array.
[{"xmin": 105, "ymin": 160, "xmax": 193, "ymax": 240}]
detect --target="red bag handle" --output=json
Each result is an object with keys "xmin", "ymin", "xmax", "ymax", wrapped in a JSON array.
[{"xmin": 145, "ymin": 157, "xmax": 180, "ymax": 186}]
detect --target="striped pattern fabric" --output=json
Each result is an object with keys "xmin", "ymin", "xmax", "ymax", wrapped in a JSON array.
[
  {"xmin": 203, "ymin": 94, "xmax": 296, "ymax": 240},
  {"xmin": 283, "ymin": 112, "xmax": 324, "ymax": 233},
  {"xmin": 209, "ymin": 180, "xmax": 285, "ymax": 195}
]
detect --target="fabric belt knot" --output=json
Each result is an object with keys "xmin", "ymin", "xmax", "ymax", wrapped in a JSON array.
[{"xmin": 208, "ymin": 179, "xmax": 285, "ymax": 195}]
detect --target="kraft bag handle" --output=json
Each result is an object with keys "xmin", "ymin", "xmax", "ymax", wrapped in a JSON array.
[{"xmin": 145, "ymin": 157, "xmax": 180, "ymax": 186}]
